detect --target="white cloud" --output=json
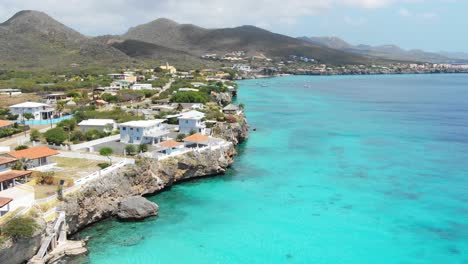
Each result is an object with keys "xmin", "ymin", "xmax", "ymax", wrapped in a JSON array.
[{"xmin": 0, "ymin": 0, "xmax": 428, "ymax": 35}]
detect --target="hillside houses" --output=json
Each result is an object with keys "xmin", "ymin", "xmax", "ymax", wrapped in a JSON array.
[{"xmin": 9, "ymin": 102, "xmax": 54, "ymax": 121}]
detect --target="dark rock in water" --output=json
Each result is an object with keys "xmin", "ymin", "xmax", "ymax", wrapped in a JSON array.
[{"xmin": 117, "ymin": 196, "xmax": 159, "ymax": 220}]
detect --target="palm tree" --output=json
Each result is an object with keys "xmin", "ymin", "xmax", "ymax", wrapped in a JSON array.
[{"xmin": 56, "ymin": 101, "xmax": 65, "ymax": 117}]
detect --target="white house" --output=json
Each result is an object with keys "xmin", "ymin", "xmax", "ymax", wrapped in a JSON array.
[
  {"xmin": 232, "ymin": 64, "xmax": 251, "ymax": 72},
  {"xmin": 119, "ymin": 120, "xmax": 169, "ymax": 145},
  {"xmin": 9, "ymin": 102, "xmax": 54, "ymax": 121},
  {"xmin": 131, "ymin": 83, "xmax": 153, "ymax": 90},
  {"xmin": 78, "ymin": 119, "xmax": 117, "ymax": 133},
  {"xmin": 178, "ymin": 110, "xmax": 206, "ymax": 134}
]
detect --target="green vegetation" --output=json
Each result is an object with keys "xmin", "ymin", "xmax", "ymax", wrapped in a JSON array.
[
  {"xmin": 57, "ymin": 118, "xmax": 77, "ymax": 131},
  {"xmin": 74, "ymin": 108, "xmax": 143, "ymax": 123},
  {"xmin": 99, "ymin": 147, "xmax": 114, "ymax": 164},
  {"xmin": 176, "ymin": 133, "xmax": 186, "ymax": 142},
  {"xmin": 170, "ymin": 91, "xmax": 210, "ymax": 103},
  {"xmin": 30, "ymin": 129, "xmax": 41, "ymax": 141},
  {"xmin": 1, "ymin": 216, "xmax": 39, "ymax": 240},
  {"xmin": 125, "ymin": 145, "xmax": 137, "ymax": 155},
  {"xmin": 0, "ymin": 126, "xmax": 24, "ymax": 138},
  {"xmin": 98, "ymin": 163, "xmax": 110, "ymax": 169},
  {"xmin": 14, "ymin": 145, "xmax": 29, "ymax": 151},
  {"xmin": 43, "ymin": 127, "xmax": 67, "ymax": 145},
  {"xmin": 137, "ymin": 144, "xmax": 148, "ymax": 153}
]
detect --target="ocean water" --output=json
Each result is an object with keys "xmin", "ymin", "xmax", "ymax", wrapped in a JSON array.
[{"xmin": 78, "ymin": 74, "xmax": 468, "ymax": 264}]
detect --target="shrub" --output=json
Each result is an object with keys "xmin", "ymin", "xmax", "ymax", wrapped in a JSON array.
[
  {"xmin": 98, "ymin": 163, "xmax": 110, "ymax": 169},
  {"xmin": 137, "ymin": 144, "xmax": 148, "ymax": 153},
  {"xmin": 125, "ymin": 145, "xmax": 137, "ymax": 155},
  {"xmin": 14, "ymin": 145, "xmax": 28, "ymax": 151},
  {"xmin": 43, "ymin": 127, "xmax": 67, "ymax": 145},
  {"xmin": 1, "ymin": 216, "xmax": 39, "ymax": 240},
  {"xmin": 57, "ymin": 118, "xmax": 77, "ymax": 131},
  {"xmin": 225, "ymin": 115, "xmax": 237, "ymax": 123},
  {"xmin": 85, "ymin": 129, "xmax": 107, "ymax": 141},
  {"xmin": 169, "ymin": 91, "xmax": 210, "ymax": 103},
  {"xmin": 176, "ymin": 133, "xmax": 186, "ymax": 142},
  {"xmin": 30, "ymin": 129, "xmax": 41, "ymax": 142}
]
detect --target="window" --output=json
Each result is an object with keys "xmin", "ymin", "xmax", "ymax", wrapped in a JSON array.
[
  {"xmin": 185, "ymin": 120, "xmax": 188, "ymax": 124},
  {"xmin": 122, "ymin": 127, "xmax": 126, "ymax": 131},
  {"xmin": 137, "ymin": 128, "xmax": 140, "ymax": 132},
  {"xmin": 137, "ymin": 137, "xmax": 140, "ymax": 140},
  {"xmin": 130, "ymin": 128, "xmax": 134, "ymax": 131}
]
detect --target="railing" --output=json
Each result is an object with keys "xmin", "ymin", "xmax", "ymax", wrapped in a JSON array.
[{"xmin": 70, "ymin": 134, "xmax": 120, "ymax": 151}]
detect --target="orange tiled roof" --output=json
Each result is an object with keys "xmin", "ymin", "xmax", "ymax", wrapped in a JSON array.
[
  {"xmin": 8, "ymin": 146, "xmax": 59, "ymax": 160},
  {"xmin": 0, "ymin": 170, "xmax": 32, "ymax": 182},
  {"xmin": 183, "ymin": 133, "xmax": 209, "ymax": 143},
  {"xmin": 0, "ymin": 157, "xmax": 18, "ymax": 166},
  {"xmin": 159, "ymin": 140, "xmax": 183, "ymax": 148},
  {"xmin": 0, "ymin": 120, "xmax": 13, "ymax": 128},
  {"xmin": 0, "ymin": 197, "xmax": 13, "ymax": 208}
]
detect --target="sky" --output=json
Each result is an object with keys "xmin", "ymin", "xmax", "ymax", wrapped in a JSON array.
[{"xmin": 0, "ymin": 0, "xmax": 466, "ymax": 52}]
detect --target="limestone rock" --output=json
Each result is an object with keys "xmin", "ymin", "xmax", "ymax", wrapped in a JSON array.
[{"xmin": 117, "ymin": 196, "xmax": 159, "ymax": 220}]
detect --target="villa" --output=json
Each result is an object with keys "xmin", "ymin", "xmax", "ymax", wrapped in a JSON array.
[
  {"xmin": 183, "ymin": 133, "xmax": 210, "ymax": 148},
  {"xmin": 78, "ymin": 119, "xmax": 117, "ymax": 133},
  {"xmin": 119, "ymin": 120, "xmax": 169, "ymax": 145},
  {"xmin": 9, "ymin": 102, "xmax": 54, "ymax": 121},
  {"xmin": 0, "ymin": 156, "xmax": 32, "ymax": 191},
  {"xmin": 7, "ymin": 146, "xmax": 59, "ymax": 169},
  {"xmin": 158, "ymin": 140, "xmax": 184, "ymax": 155},
  {"xmin": 178, "ymin": 110, "xmax": 206, "ymax": 134}
]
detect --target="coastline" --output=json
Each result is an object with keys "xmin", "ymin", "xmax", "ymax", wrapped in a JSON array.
[{"xmin": 237, "ymin": 69, "xmax": 468, "ymax": 80}]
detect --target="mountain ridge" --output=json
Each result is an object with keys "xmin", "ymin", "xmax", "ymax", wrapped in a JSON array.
[{"xmin": 299, "ymin": 36, "xmax": 468, "ymax": 63}]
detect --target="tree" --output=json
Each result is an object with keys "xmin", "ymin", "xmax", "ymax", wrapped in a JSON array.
[
  {"xmin": 99, "ymin": 147, "xmax": 114, "ymax": 164},
  {"xmin": 239, "ymin": 103, "xmax": 245, "ymax": 110},
  {"xmin": 56, "ymin": 101, "xmax": 66, "ymax": 117},
  {"xmin": 189, "ymin": 129, "xmax": 196, "ymax": 135},
  {"xmin": 176, "ymin": 103, "xmax": 183, "ymax": 112},
  {"xmin": 23, "ymin": 113, "xmax": 34, "ymax": 121},
  {"xmin": 176, "ymin": 133, "xmax": 186, "ymax": 142},
  {"xmin": 137, "ymin": 144, "xmax": 148, "ymax": 153},
  {"xmin": 57, "ymin": 119, "xmax": 77, "ymax": 131},
  {"xmin": 30, "ymin": 129, "xmax": 41, "ymax": 142},
  {"xmin": 125, "ymin": 145, "xmax": 137, "ymax": 156},
  {"xmin": 44, "ymin": 127, "xmax": 67, "ymax": 145}
]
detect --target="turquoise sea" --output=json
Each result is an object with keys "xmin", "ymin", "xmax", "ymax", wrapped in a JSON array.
[{"xmin": 77, "ymin": 74, "xmax": 468, "ymax": 263}]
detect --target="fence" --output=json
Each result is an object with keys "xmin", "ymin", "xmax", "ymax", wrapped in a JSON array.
[{"xmin": 70, "ymin": 134, "xmax": 120, "ymax": 151}]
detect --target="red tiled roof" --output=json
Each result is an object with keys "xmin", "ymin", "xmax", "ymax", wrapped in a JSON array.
[
  {"xmin": 0, "ymin": 120, "xmax": 13, "ymax": 128},
  {"xmin": 159, "ymin": 140, "xmax": 183, "ymax": 148},
  {"xmin": 0, "ymin": 157, "xmax": 18, "ymax": 166},
  {"xmin": 0, "ymin": 197, "xmax": 13, "ymax": 208},
  {"xmin": 183, "ymin": 133, "xmax": 209, "ymax": 143},
  {"xmin": 7, "ymin": 146, "xmax": 59, "ymax": 160},
  {"xmin": 0, "ymin": 170, "xmax": 32, "ymax": 182}
]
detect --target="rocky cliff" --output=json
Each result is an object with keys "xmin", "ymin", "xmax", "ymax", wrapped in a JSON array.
[
  {"xmin": 0, "ymin": 217, "xmax": 46, "ymax": 264},
  {"xmin": 61, "ymin": 142, "xmax": 238, "ymax": 234},
  {"xmin": 212, "ymin": 113, "xmax": 249, "ymax": 145}
]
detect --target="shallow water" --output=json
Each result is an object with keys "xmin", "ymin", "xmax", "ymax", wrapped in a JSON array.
[{"xmin": 79, "ymin": 74, "xmax": 468, "ymax": 263}]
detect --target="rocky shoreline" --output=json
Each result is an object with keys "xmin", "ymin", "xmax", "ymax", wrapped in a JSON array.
[{"xmin": 0, "ymin": 113, "xmax": 248, "ymax": 264}]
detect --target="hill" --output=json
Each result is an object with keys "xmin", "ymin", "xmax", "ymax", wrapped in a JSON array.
[
  {"xmin": 300, "ymin": 36, "xmax": 468, "ymax": 63},
  {"xmin": 0, "ymin": 10, "xmax": 128, "ymax": 69},
  {"xmin": 121, "ymin": 19, "xmax": 375, "ymax": 65}
]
